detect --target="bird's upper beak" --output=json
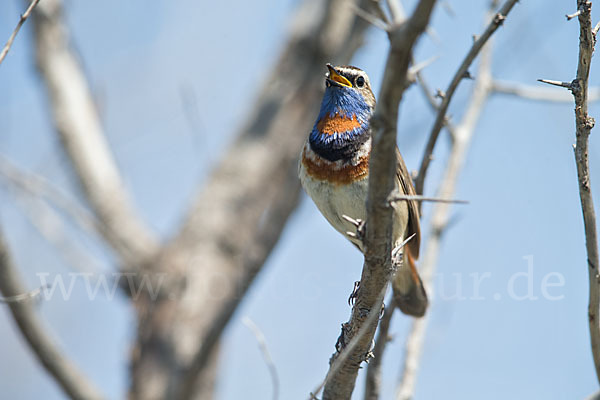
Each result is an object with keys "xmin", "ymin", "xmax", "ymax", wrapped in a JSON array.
[{"xmin": 326, "ymin": 64, "xmax": 352, "ymax": 88}]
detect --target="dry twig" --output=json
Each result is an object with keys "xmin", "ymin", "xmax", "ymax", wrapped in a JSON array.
[
  {"xmin": 0, "ymin": 0, "xmax": 41, "ymax": 66},
  {"xmin": 414, "ymin": 0, "xmax": 520, "ymax": 196},
  {"xmin": 243, "ymin": 317, "xmax": 280, "ymax": 400}
]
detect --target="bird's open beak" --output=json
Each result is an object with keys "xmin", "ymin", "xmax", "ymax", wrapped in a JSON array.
[{"xmin": 326, "ymin": 64, "xmax": 352, "ymax": 88}]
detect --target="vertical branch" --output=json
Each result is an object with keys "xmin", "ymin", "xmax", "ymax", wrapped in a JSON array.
[
  {"xmin": 540, "ymin": 0, "xmax": 600, "ymax": 384},
  {"xmin": 573, "ymin": 0, "xmax": 600, "ymax": 385},
  {"xmin": 0, "ymin": 231, "xmax": 106, "ymax": 400},
  {"xmin": 321, "ymin": 1, "xmax": 437, "ymax": 399},
  {"xmin": 396, "ymin": 7, "xmax": 496, "ymax": 398}
]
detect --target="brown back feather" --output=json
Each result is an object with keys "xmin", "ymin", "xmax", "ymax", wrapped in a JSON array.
[{"xmin": 395, "ymin": 148, "xmax": 421, "ymax": 259}]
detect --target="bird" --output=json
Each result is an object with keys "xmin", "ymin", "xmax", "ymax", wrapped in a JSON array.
[{"xmin": 298, "ymin": 64, "xmax": 428, "ymax": 317}]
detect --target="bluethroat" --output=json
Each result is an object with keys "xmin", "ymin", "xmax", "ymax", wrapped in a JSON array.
[{"xmin": 298, "ymin": 64, "xmax": 428, "ymax": 317}]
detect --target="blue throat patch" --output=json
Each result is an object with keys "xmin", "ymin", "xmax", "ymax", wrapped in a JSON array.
[{"xmin": 309, "ymin": 86, "xmax": 372, "ymax": 161}]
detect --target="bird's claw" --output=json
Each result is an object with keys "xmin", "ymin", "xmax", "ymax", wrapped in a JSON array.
[
  {"xmin": 348, "ymin": 280, "xmax": 361, "ymax": 306},
  {"xmin": 343, "ymin": 215, "xmax": 366, "ymax": 242}
]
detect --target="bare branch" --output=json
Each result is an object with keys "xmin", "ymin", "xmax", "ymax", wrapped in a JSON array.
[
  {"xmin": 396, "ymin": 6, "xmax": 496, "ymax": 397},
  {"xmin": 567, "ymin": 9, "xmax": 583, "ymax": 20},
  {"xmin": 415, "ymin": 71, "xmax": 459, "ymax": 140},
  {"xmin": 363, "ymin": 303, "xmax": 395, "ymax": 400},
  {"xmin": 321, "ymin": 1, "xmax": 437, "ymax": 398},
  {"xmin": 0, "ymin": 0, "xmax": 41, "ymax": 66},
  {"xmin": 537, "ymin": 78, "xmax": 574, "ymax": 89},
  {"xmin": 0, "ymin": 284, "xmax": 48, "ymax": 304},
  {"xmin": 350, "ymin": 3, "xmax": 389, "ymax": 30},
  {"xmin": 310, "ymin": 286, "xmax": 388, "ymax": 400},
  {"xmin": 242, "ymin": 317, "xmax": 280, "ymax": 400},
  {"xmin": 0, "ymin": 156, "xmax": 104, "ymax": 246},
  {"xmin": 569, "ymin": 0, "xmax": 600, "ymax": 385},
  {"xmin": 0, "ymin": 230, "xmax": 106, "ymax": 400},
  {"xmin": 414, "ymin": 0, "xmax": 521, "ymax": 195},
  {"xmin": 30, "ymin": 0, "xmax": 159, "ymax": 265},
  {"xmin": 388, "ymin": 193, "xmax": 468, "ymax": 204},
  {"xmin": 493, "ymin": 79, "xmax": 600, "ymax": 102}
]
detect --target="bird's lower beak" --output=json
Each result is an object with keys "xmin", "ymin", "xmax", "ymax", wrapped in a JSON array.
[{"xmin": 326, "ymin": 64, "xmax": 352, "ymax": 88}]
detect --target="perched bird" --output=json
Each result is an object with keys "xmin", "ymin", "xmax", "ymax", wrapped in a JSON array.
[{"xmin": 298, "ymin": 64, "xmax": 428, "ymax": 317}]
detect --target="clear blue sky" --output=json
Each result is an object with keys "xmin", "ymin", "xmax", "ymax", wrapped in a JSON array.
[{"xmin": 1, "ymin": 0, "xmax": 599, "ymax": 399}]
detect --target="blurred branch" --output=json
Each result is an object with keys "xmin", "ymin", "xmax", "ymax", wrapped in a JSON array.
[
  {"xmin": 242, "ymin": 317, "xmax": 280, "ymax": 400},
  {"xmin": 0, "ymin": 0, "xmax": 40, "ymax": 66},
  {"xmin": 127, "ymin": 1, "xmax": 375, "ymax": 399},
  {"xmin": 0, "ymin": 230, "xmax": 106, "ymax": 400},
  {"xmin": 415, "ymin": 70, "xmax": 459, "ymax": 140},
  {"xmin": 30, "ymin": 0, "xmax": 159, "ymax": 265},
  {"xmin": 414, "ymin": 0, "xmax": 520, "ymax": 196},
  {"xmin": 0, "ymin": 284, "xmax": 47, "ymax": 304},
  {"xmin": 0, "ymin": 156, "xmax": 104, "ymax": 246},
  {"xmin": 321, "ymin": 1, "xmax": 437, "ymax": 398},
  {"xmin": 396, "ymin": 6, "xmax": 496, "ymax": 397},
  {"xmin": 493, "ymin": 79, "xmax": 600, "ymax": 102},
  {"xmin": 363, "ymin": 302, "xmax": 395, "ymax": 400},
  {"xmin": 10, "ymin": 191, "xmax": 106, "ymax": 274}
]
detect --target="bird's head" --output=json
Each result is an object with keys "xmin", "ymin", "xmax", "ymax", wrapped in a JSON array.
[
  {"xmin": 324, "ymin": 64, "xmax": 375, "ymax": 110},
  {"xmin": 308, "ymin": 64, "xmax": 374, "ymax": 161}
]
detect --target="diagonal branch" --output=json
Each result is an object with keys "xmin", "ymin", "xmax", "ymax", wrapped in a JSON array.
[
  {"xmin": 414, "ymin": 0, "xmax": 520, "ymax": 196},
  {"xmin": 321, "ymin": 1, "xmax": 437, "ymax": 398},
  {"xmin": 0, "ymin": 230, "xmax": 106, "ymax": 400},
  {"xmin": 0, "ymin": 0, "xmax": 41, "ymax": 66},
  {"xmin": 30, "ymin": 0, "xmax": 159, "ymax": 265},
  {"xmin": 396, "ymin": 8, "xmax": 496, "ymax": 397}
]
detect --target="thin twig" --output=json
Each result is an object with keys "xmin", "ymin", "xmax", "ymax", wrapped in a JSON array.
[
  {"xmin": 414, "ymin": 0, "xmax": 520, "ymax": 196},
  {"xmin": 0, "ymin": 0, "xmax": 41, "ymax": 66},
  {"xmin": 494, "ymin": 79, "xmax": 600, "ymax": 102},
  {"xmin": 388, "ymin": 193, "xmax": 469, "ymax": 204},
  {"xmin": 566, "ymin": 9, "xmax": 582, "ymax": 21},
  {"xmin": 537, "ymin": 78, "xmax": 574, "ymax": 89},
  {"xmin": 0, "ymin": 156, "xmax": 104, "ymax": 245},
  {"xmin": 242, "ymin": 317, "xmax": 280, "ymax": 400},
  {"xmin": 0, "ymin": 284, "xmax": 49, "ymax": 304},
  {"xmin": 350, "ymin": 3, "xmax": 389, "ymax": 30},
  {"xmin": 0, "ymin": 230, "xmax": 106, "ymax": 400}
]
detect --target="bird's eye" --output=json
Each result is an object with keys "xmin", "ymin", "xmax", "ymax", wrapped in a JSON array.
[{"xmin": 356, "ymin": 76, "xmax": 365, "ymax": 88}]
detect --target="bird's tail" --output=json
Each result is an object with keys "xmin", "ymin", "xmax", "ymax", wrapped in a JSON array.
[{"xmin": 392, "ymin": 246, "xmax": 428, "ymax": 317}]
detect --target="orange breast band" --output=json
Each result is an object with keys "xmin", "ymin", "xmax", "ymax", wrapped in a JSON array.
[{"xmin": 316, "ymin": 113, "xmax": 362, "ymax": 135}]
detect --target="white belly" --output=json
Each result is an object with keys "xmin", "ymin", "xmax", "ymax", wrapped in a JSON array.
[{"xmin": 299, "ymin": 165, "xmax": 369, "ymax": 249}]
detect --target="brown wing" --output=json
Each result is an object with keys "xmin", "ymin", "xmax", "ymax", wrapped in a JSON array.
[{"xmin": 395, "ymin": 147, "xmax": 421, "ymax": 259}]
